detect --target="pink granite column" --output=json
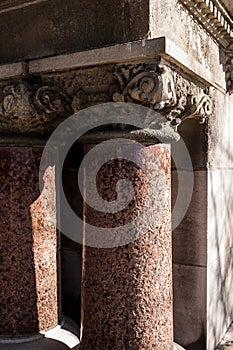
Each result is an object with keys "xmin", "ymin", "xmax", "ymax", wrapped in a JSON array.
[
  {"xmin": 80, "ymin": 140, "xmax": 173, "ymax": 350},
  {"xmin": 0, "ymin": 147, "xmax": 59, "ymax": 336}
]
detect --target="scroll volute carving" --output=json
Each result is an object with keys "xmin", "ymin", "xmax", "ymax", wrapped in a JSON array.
[
  {"xmin": 33, "ymin": 85, "xmax": 72, "ymax": 116},
  {"xmin": 183, "ymin": 94, "xmax": 213, "ymax": 124},
  {"xmin": 113, "ymin": 64, "xmax": 177, "ymax": 110},
  {"xmin": 0, "ymin": 82, "xmax": 73, "ymax": 134},
  {"xmin": 113, "ymin": 63, "xmax": 213, "ymax": 127}
]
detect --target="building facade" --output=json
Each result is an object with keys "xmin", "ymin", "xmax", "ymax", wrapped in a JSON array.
[{"xmin": 0, "ymin": 1, "xmax": 233, "ymax": 349}]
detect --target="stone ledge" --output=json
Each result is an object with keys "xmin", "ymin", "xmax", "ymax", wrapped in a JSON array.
[
  {"xmin": 0, "ymin": 62, "xmax": 27, "ymax": 80},
  {"xmin": 0, "ymin": 38, "xmax": 226, "ymax": 92},
  {"xmin": 27, "ymin": 37, "xmax": 223, "ymax": 91}
]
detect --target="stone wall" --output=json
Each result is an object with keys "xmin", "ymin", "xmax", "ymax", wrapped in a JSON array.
[
  {"xmin": 207, "ymin": 90, "xmax": 233, "ymax": 350},
  {"xmin": 0, "ymin": 0, "xmax": 150, "ymax": 64},
  {"xmin": 172, "ymin": 118, "xmax": 208, "ymax": 349}
]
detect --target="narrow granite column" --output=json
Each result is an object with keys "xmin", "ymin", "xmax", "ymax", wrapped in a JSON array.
[
  {"xmin": 0, "ymin": 146, "xmax": 59, "ymax": 336},
  {"xmin": 80, "ymin": 137, "xmax": 174, "ymax": 350}
]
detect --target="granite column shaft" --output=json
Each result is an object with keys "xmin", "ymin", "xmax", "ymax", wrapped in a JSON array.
[{"xmin": 80, "ymin": 139, "xmax": 174, "ymax": 350}]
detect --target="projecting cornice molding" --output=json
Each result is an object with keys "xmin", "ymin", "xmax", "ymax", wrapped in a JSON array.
[
  {"xmin": 179, "ymin": 0, "xmax": 233, "ymax": 48},
  {"xmin": 179, "ymin": 0, "xmax": 233, "ymax": 93}
]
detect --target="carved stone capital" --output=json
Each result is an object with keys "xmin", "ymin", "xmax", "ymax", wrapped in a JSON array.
[
  {"xmin": 0, "ymin": 62, "xmax": 213, "ymax": 136},
  {"xmin": 112, "ymin": 63, "xmax": 213, "ymax": 128}
]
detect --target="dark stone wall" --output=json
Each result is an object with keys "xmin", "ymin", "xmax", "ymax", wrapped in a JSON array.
[{"xmin": 0, "ymin": 0, "xmax": 149, "ymax": 64}]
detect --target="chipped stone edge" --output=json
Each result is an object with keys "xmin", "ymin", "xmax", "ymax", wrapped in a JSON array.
[{"xmin": 41, "ymin": 324, "xmax": 80, "ymax": 349}]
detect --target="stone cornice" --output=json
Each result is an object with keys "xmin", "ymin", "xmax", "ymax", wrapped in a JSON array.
[
  {"xmin": 179, "ymin": 0, "xmax": 233, "ymax": 48},
  {"xmin": 175, "ymin": 1, "xmax": 233, "ymax": 94}
]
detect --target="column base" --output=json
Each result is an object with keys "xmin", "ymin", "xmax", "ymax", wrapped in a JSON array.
[{"xmin": 0, "ymin": 316, "xmax": 80, "ymax": 350}]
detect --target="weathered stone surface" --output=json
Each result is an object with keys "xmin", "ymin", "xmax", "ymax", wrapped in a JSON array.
[
  {"xmin": 221, "ymin": 0, "xmax": 233, "ymax": 16},
  {"xmin": 207, "ymin": 87, "xmax": 233, "ymax": 350},
  {"xmin": 0, "ymin": 62, "xmax": 27, "ymax": 80},
  {"xmin": 216, "ymin": 322, "xmax": 233, "ymax": 350},
  {"xmin": 178, "ymin": 0, "xmax": 233, "ymax": 48},
  {"xmin": 150, "ymin": 0, "xmax": 226, "ymax": 88},
  {"xmin": 0, "ymin": 0, "xmax": 150, "ymax": 64}
]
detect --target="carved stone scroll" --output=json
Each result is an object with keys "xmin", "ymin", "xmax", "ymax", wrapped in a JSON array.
[
  {"xmin": 34, "ymin": 85, "xmax": 71, "ymax": 116},
  {"xmin": 0, "ymin": 82, "xmax": 73, "ymax": 134},
  {"xmin": 113, "ymin": 63, "xmax": 213, "ymax": 129},
  {"xmin": 113, "ymin": 64, "xmax": 177, "ymax": 110}
]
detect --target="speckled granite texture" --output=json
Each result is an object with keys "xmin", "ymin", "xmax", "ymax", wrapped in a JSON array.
[
  {"xmin": 80, "ymin": 143, "xmax": 173, "ymax": 350},
  {"xmin": 0, "ymin": 147, "xmax": 58, "ymax": 335}
]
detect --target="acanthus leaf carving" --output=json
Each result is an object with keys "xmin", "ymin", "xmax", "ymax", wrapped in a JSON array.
[
  {"xmin": 1, "ymin": 83, "xmax": 35, "ymax": 118},
  {"xmin": 0, "ymin": 83, "xmax": 36, "ymax": 132},
  {"xmin": 113, "ymin": 64, "xmax": 177, "ymax": 110},
  {"xmin": 183, "ymin": 93, "xmax": 213, "ymax": 124},
  {"xmin": 71, "ymin": 90, "xmax": 88, "ymax": 112},
  {"xmin": 113, "ymin": 63, "xmax": 213, "ymax": 130},
  {"xmin": 0, "ymin": 82, "xmax": 73, "ymax": 134}
]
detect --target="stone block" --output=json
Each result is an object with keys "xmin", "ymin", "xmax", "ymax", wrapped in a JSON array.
[
  {"xmin": 173, "ymin": 263, "xmax": 207, "ymax": 350},
  {"xmin": 172, "ymin": 170, "xmax": 207, "ymax": 267}
]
